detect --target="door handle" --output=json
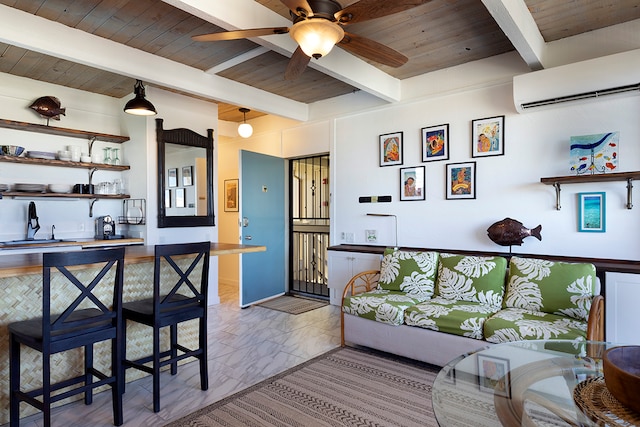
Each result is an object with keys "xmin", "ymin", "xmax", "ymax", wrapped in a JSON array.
[{"xmin": 245, "ymin": 235, "xmax": 252, "ymax": 240}]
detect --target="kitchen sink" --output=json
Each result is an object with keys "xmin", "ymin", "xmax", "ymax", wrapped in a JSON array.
[{"xmin": 0, "ymin": 239, "xmax": 77, "ymax": 246}]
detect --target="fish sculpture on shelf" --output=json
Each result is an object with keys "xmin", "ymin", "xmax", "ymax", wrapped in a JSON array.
[
  {"xmin": 487, "ymin": 218, "xmax": 542, "ymax": 247},
  {"xmin": 29, "ymin": 96, "xmax": 66, "ymax": 125}
]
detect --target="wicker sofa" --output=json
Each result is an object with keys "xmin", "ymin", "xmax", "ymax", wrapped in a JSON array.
[{"xmin": 340, "ymin": 249, "xmax": 605, "ymax": 367}]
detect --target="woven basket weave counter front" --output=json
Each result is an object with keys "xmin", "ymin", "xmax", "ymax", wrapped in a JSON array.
[{"xmin": 0, "ymin": 242, "xmax": 265, "ymax": 425}]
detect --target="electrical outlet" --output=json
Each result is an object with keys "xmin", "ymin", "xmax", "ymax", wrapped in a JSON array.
[
  {"xmin": 79, "ymin": 222, "xmax": 85, "ymax": 232},
  {"xmin": 345, "ymin": 232, "xmax": 354, "ymax": 243},
  {"xmin": 340, "ymin": 232, "xmax": 346, "ymax": 240}
]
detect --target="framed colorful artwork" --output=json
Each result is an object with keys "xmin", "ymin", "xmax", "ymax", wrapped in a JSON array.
[
  {"xmin": 477, "ymin": 354, "xmax": 511, "ymax": 398},
  {"xmin": 400, "ymin": 166, "xmax": 425, "ymax": 201},
  {"xmin": 570, "ymin": 131, "xmax": 619, "ymax": 175},
  {"xmin": 472, "ymin": 115, "xmax": 505, "ymax": 158},
  {"xmin": 421, "ymin": 124, "xmax": 449, "ymax": 162},
  {"xmin": 446, "ymin": 161, "xmax": 476, "ymax": 200},
  {"xmin": 578, "ymin": 192, "xmax": 606, "ymax": 232},
  {"xmin": 379, "ymin": 131, "xmax": 403, "ymax": 166},
  {"xmin": 167, "ymin": 168, "xmax": 178, "ymax": 187},
  {"xmin": 224, "ymin": 179, "xmax": 239, "ymax": 212}
]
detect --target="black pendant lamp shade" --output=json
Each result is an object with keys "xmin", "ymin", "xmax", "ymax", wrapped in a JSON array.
[{"xmin": 124, "ymin": 80, "xmax": 157, "ymax": 116}]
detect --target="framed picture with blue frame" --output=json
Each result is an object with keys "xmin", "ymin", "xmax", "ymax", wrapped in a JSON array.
[{"xmin": 578, "ymin": 192, "xmax": 606, "ymax": 232}]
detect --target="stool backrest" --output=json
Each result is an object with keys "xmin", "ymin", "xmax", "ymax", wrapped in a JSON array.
[
  {"xmin": 153, "ymin": 242, "xmax": 211, "ymax": 312},
  {"xmin": 42, "ymin": 247, "xmax": 125, "ymax": 339}
]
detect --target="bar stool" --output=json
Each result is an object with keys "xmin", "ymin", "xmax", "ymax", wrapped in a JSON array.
[
  {"xmin": 9, "ymin": 247, "xmax": 125, "ymax": 427},
  {"xmin": 122, "ymin": 241, "xmax": 210, "ymax": 412}
]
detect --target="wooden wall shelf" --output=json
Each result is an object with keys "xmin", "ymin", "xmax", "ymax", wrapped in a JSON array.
[
  {"xmin": 0, "ymin": 118, "xmax": 130, "ymax": 143},
  {"xmin": 541, "ymin": 171, "xmax": 640, "ymax": 210},
  {"xmin": 0, "ymin": 155, "xmax": 130, "ymax": 171}
]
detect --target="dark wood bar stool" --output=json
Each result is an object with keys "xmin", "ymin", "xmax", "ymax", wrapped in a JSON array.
[
  {"xmin": 9, "ymin": 247, "xmax": 125, "ymax": 427},
  {"xmin": 122, "ymin": 241, "xmax": 210, "ymax": 413}
]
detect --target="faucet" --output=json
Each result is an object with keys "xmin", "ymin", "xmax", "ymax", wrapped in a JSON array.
[{"xmin": 26, "ymin": 201, "xmax": 40, "ymax": 240}]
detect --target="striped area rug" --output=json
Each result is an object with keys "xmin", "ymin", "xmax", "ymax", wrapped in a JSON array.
[
  {"xmin": 256, "ymin": 295, "xmax": 328, "ymax": 315},
  {"xmin": 164, "ymin": 347, "xmax": 439, "ymax": 427}
]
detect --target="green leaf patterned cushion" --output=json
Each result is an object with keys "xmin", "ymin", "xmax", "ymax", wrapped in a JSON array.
[
  {"xmin": 484, "ymin": 308, "xmax": 588, "ymax": 343},
  {"xmin": 504, "ymin": 257, "xmax": 596, "ymax": 322},
  {"xmin": 405, "ymin": 297, "xmax": 500, "ymax": 340},
  {"xmin": 342, "ymin": 289, "xmax": 423, "ymax": 326},
  {"xmin": 377, "ymin": 248, "xmax": 439, "ymax": 300},
  {"xmin": 434, "ymin": 253, "xmax": 507, "ymax": 308}
]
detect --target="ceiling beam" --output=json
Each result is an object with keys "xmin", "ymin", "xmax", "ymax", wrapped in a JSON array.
[
  {"xmin": 164, "ymin": 0, "xmax": 402, "ymax": 102},
  {"xmin": 206, "ymin": 47, "xmax": 270, "ymax": 74},
  {"xmin": 0, "ymin": 4, "xmax": 308, "ymax": 121},
  {"xmin": 482, "ymin": 0, "xmax": 546, "ymax": 70}
]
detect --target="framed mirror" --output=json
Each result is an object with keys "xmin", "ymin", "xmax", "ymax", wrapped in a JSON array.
[{"xmin": 156, "ymin": 118, "xmax": 215, "ymax": 227}]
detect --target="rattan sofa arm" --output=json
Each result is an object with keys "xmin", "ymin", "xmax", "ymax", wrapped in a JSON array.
[
  {"xmin": 586, "ymin": 294, "xmax": 605, "ymax": 342},
  {"xmin": 340, "ymin": 270, "xmax": 380, "ymax": 347},
  {"xmin": 340, "ymin": 270, "xmax": 381, "ymax": 302}
]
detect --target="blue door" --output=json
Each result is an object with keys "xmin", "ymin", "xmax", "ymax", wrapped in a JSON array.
[{"xmin": 239, "ymin": 150, "xmax": 286, "ymax": 307}]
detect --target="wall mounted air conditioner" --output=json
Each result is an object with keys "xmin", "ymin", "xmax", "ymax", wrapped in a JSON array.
[{"xmin": 513, "ymin": 49, "xmax": 640, "ymax": 113}]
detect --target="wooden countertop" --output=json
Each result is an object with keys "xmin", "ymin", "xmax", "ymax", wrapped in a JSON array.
[{"xmin": 0, "ymin": 242, "xmax": 266, "ymax": 278}]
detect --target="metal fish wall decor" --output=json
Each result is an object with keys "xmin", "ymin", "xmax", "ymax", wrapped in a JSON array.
[
  {"xmin": 487, "ymin": 218, "xmax": 542, "ymax": 247},
  {"xmin": 29, "ymin": 96, "xmax": 66, "ymax": 124}
]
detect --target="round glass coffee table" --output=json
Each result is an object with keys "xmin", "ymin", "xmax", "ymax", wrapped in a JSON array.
[{"xmin": 432, "ymin": 340, "xmax": 640, "ymax": 427}]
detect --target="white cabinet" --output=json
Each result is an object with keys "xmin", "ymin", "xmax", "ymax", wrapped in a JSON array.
[
  {"xmin": 605, "ymin": 272, "xmax": 640, "ymax": 344},
  {"xmin": 328, "ymin": 250, "xmax": 381, "ymax": 305}
]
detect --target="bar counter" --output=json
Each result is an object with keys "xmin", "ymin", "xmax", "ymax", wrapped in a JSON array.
[{"xmin": 0, "ymin": 242, "xmax": 265, "ymax": 424}]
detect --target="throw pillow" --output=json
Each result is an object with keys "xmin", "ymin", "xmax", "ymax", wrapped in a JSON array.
[
  {"xmin": 434, "ymin": 253, "xmax": 507, "ymax": 308},
  {"xmin": 378, "ymin": 248, "xmax": 439, "ymax": 300},
  {"xmin": 504, "ymin": 257, "xmax": 596, "ymax": 322}
]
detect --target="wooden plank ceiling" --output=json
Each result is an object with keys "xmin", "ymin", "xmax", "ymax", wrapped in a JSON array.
[{"xmin": 0, "ymin": 0, "xmax": 638, "ymax": 122}]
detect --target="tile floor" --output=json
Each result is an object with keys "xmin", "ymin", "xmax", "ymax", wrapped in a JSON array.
[{"xmin": 6, "ymin": 283, "xmax": 341, "ymax": 427}]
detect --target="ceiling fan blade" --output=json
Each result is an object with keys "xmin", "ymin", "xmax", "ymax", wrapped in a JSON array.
[
  {"xmin": 339, "ymin": 32, "xmax": 407, "ymax": 67},
  {"xmin": 280, "ymin": 0, "xmax": 314, "ymax": 17},
  {"xmin": 192, "ymin": 27, "xmax": 289, "ymax": 42},
  {"xmin": 336, "ymin": 0, "xmax": 431, "ymax": 25},
  {"xmin": 285, "ymin": 46, "xmax": 311, "ymax": 80}
]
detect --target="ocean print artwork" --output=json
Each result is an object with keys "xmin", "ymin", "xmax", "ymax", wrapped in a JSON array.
[{"xmin": 569, "ymin": 131, "xmax": 619, "ymax": 175}]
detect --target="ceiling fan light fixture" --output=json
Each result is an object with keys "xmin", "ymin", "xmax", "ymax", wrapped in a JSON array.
[
  {"xmin": 238, "ymin": 108, "xmax": 253, "ymax": 138},
  {"xmin": 290, "ymin": 19, "xmax": 344, "ymax": 59},
  {"xmin": 124, "ymin": 80, "xmax": 157, "ymax": 116}
]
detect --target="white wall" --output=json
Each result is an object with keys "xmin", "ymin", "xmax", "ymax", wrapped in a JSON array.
[
  {"xmin": 332, "ymin": 83, "xmax": 640, "ymax": 260},
  {"xmin": 0, "ymin": 76, "xmax": 222, "ymax": 303}
]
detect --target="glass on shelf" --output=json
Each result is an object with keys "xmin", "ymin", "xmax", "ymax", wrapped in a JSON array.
[
  {"xmin": 112, "ymin": 148, "xmax": 120, "ymax": 166},
  {"xmin": 103, "ymin": 147, "xmax": 112, "ymax": 165}
]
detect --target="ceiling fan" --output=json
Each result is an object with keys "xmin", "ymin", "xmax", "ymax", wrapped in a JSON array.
[{"xmin": 192, "ymin": 0, "xmax": 430, "ymax": 80}]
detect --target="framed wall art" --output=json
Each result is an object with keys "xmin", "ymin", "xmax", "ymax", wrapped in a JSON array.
[
  {"xmin": 422, "ymin": 124, "xmax": 449, "ymax": 162},
  {"xmin": 175, "ymin": 188, "xmax": 185, "ymax": 208},
  {"xmin": 165, "ymin": 189, "xmax": 171, "ymax": 208},
  {"xmin": 446, "ymin": 161, "xmax": 476, "ymax": 200},
  {"xmin": 167, "ymin": 168, "xmax": 178, "ymax": 187},
  {"xmin": 182, "ymin": 165, "xmax": 193, "ymax": 186},
  {"xmin": 472, "ymin": 115, "xmax": 505, "ymax": 158},
  {"xmin": 224, "ymin": 179, "xmax": 239, "ymax": 212},
  {"xmin": 578, "ymin": 192, "xmax": 606, "ymax": 232},
  {"xmin": 570, "ymin": 131, "xmax": 619, "ymax": 175},
  {"xmin": 477, "ymin": 354, "xmax": 511, "ymax": 398},
  {"xmin": 400, "ymin": 166, "xmax": 425, "ymax": 201},
  {"xmin": 379, "ymin": 131, "xmax": 403, "ymax": 166}
]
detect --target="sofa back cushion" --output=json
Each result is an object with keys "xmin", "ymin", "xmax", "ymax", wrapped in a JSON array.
[
  {"xmin": 378, "ymin": 248, "xmax": 439, "ymax": 300},
  {"xmin": 504, "ymin": 257, "xmax": 596, "ymax": 322},
  {"xmin": 435, "ymin": 253, "xmax": 507, "ymax": 308}
]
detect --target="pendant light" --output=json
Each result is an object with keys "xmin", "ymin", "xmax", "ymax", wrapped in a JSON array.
[
  {"xmin": 238, "ymin": 108, "xmax": 253, "ymax": 138},
  {"xmin": 124, "ymin": 80, "xmax": 157, "ymax": 116}
]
